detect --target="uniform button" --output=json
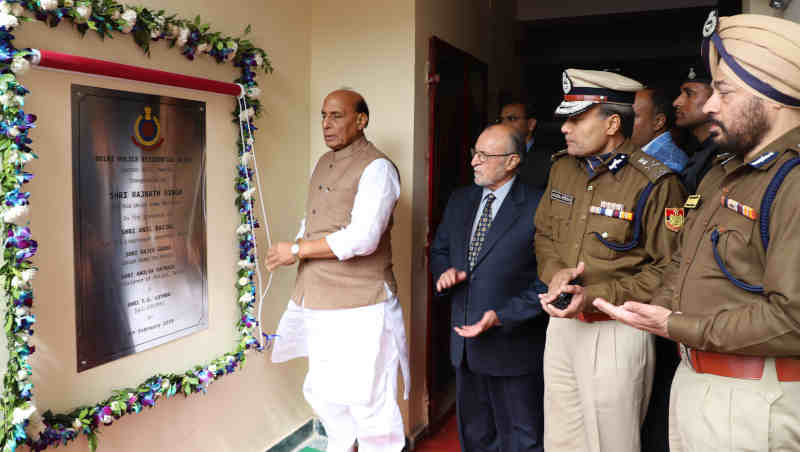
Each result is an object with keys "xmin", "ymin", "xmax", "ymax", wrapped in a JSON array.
[
  {"xmin": 329, "ymin": 164, "xmax": 334, "ymax": 168},
  {"xmin": 601, "ymin": 232, "xmax": 608, "ymax": 238},
  {"xmin": 305, "ymin": 233, "xmax": 310, "ymax": 238},
  {"xmin": 580, "ymin": 214, "xmax": 587, "ymax": 221},
  {"xmin": 311, "ymin": 209, "xmax": 316, "ymax": 214}
]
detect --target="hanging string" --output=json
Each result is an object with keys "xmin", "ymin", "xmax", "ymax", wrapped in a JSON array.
[{"xmin": 236, "ymin": 91, "xmax": 274, "ymax": 350}]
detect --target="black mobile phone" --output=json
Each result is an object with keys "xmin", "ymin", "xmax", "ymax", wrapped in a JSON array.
[{"xmin": 551, "ymin": 277, "xmax": 583, "ymax": 310}]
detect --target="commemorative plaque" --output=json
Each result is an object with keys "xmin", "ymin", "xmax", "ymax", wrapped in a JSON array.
[{"xmin": 72, "ymin": 85, "xmax": 208, "ymax": 372}]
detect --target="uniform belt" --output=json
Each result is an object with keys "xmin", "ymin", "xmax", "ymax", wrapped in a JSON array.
[
  {"xmin": 678, "ymin": 344, "xmax": 800, "ymax": 382},
  {"xmin": 577, "ymin": 312, "xmax": 612, "ymax": 322}
]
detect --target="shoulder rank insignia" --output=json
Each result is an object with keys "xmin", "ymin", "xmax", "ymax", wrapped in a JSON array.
[
  {"xmin": 684, "ymin": 194, "xmax": 702, "ymax": 209},
  {"xmin": 590, "ymin": 201, "xmax": 633, "ymax": 221},
  {"xmin": 665, "ymin": 208, "xmax": 684, "ymax": 232},
  {"xmin": 608, "ymin": 154, "xmax": 629, "ymax": 175},
  {"xmin": 721, "ymin": 195, "xmax": 757, "ymax": 220},
  {"xmin": 749, "ymin": 152, "xmax": 778, "ymax": 169}
]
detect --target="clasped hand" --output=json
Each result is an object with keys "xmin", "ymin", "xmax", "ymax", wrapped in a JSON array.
[{"xmin": 539, "ymin": 262, "xmax": 588, "ymax": 318}]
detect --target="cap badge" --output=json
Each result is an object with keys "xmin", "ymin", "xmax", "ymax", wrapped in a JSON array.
[
  {"xmin": 702, "ymin": 10, "xmax": 718, "ymax": 38},
  {"xmin": 562, "ymin": 71, "xmax": 573, "ymax": 94},
  {"xmin": 688, "ymin": 67, "xmax": 697, "ymax": 80}
]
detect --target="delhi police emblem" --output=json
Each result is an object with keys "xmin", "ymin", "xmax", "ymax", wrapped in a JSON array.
[
  {"xmin": 131, "ymin": 106, "xmax": 164, "ymax": 151},
  {"xmin": 702, "ymin": 10, "xmax": 718, "ymax": 38},
  {"xmin": 665, "ymin": 208, "xmax": 685, "ymax": 232},
  {"xmin": 562, "ymin": 71, "xmax": 572, "ymax": 94}
]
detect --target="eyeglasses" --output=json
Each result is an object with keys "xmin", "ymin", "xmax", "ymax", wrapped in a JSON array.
[
  {"xmin": 470, "ymin": 148, "xmax": 515, "ymax": 163},
  {"xmin": 496, "ymin": 115, "xmax": 525, "ymax": 123}
]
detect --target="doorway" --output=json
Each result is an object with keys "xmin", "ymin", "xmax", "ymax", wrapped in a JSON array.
[{"xmin": 425, "ymin": 36, "xmax": 488, "ymax": 426}]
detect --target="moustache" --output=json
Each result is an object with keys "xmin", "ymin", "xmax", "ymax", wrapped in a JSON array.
[{"xmin": 708, "ymin": 118, "xmax": 727, "ymax": 134}]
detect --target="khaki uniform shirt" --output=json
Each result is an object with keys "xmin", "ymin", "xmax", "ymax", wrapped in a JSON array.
[
  {"xmin": 654, "ymin": 127, "xmax": 800, "ymax": 357},
  {"xmin": 535, "ymin": 140, "xmax": 686, "ymax": 308}
]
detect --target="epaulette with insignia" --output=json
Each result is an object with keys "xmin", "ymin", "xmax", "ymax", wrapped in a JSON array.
[
  {"xmin": 629, "ymin": 150, "xmax": 674, "ymax": 183},
  {"xmin": 551, "ymin": 149, "xmax": 569, "ymax": 162}
]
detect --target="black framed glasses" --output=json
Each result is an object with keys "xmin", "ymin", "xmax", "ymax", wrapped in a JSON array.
[{"xmin": 470, "ymin": 148, "xmax": 515, "ymax": 163}]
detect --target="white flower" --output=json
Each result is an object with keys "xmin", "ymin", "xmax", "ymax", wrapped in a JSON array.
[
  {"xmin": 242, "ymin": 187, "xmax": 255, "ymax": 200},
  {"xmin": 240, "ymin": 152, "xmax": 252, "ymax": 165},
  {"xmin": 74, "ymin": 4, "xmax": 90, "ymax": 23},
  {"xmin": 226, "ymin": 355, "xmax": 235, "ymax": 363},
  {"xmin": 11, "ymin": 405, "xmax": 36, "ymax": 425},
  {"xmin": 236, "ymin": 223, "xmax": 251, "ymax": 235},
  {"xmin": 11, "ymin": 275, "xmax": 23, "ymax": 288},
  {"xmin": 11, "ymin": 3, "xmax": 23, "ymax": 16},
  {"xmin": 110, "ymin": 9, "xmax": 119, "ymax": 20},
  {"xmin": 21, "ymin": 268, "xmax": 36, "ymax": 282},
  {"xmin": 100, "ymin": 414, "xmax": 112, "ymax": 425},
  {"xmin": 176, "ymin": 27, "xmax": 189, "ymax": 47},
  {"xmin": 8, "ymin": 149, "xmax": 33, "ymax": 164},
  {"xmin": 150, "ymin": 27, "xmax": 160, "ymax": 39},
  {"xmin": 0, "ymin": 12, "xmax": 19, "ymax": 28},
  {"xmin": 39, "ymin": 0, "xmax": 58, "ymax": 11},
  {"xmin": 238, "ymin": 107, "xmax": 255, "ymax": 122},
  {"xmin": 14, "ymin": 306, "xmax": 26, "ymax": 317},
  {"xmin": 246, "ymin": 137, "xmax": 254, "ymax": 147},
  {"xmin": 237, "ymin": 259, "xmax": 254, "ymax": 269},
  {"xmin": 63, "ymin": 0, "xmax": 73, "ymax": 6},
  {"xmin": 110, "ymin": 401, "xmax": 120, "ymax": 411},
  {"xmin": 17, "ymin": 369, "xmax": 28, "ymax": 380},
  {"xmin": 238, "ymin": 277, "xmax": 249, "ymax": 287},
  {"xmin": 197, "ymin": 42, "xmax": 210, "ymax": 53},
  {"xmin": 208, "ymin": 365, "xmax": 217, "ymax": 373},
  {"xmin": 246, "ymin": 86, "xmax": 261, "ymax": 98},
  {"xmin": 119, "ymin": 8, "xmax": 136, "ymax": 33},
  {"xmin": 72, "ymin": 418, "xmax": 82, "ymax": 430},
  {"xmin": 3, "ymin": 205, "xmax": 30, "ymax": 224},
  {"xmin": 161, "ymin": 380, "xmax": 170, "ymax": 390},
  {"xmin": 254, "ymin": 53, "xmax": 263, "ymax": 67},
  {"xmin": 7, "ymin": 125, "xmax": 19, "ymax": 137},
  {"xmin": 238, "ymin": 292, "xmax": 254, "ymax": 303},
  {"xmin": 10, "ymin": 56, "xmax": 29, "ymax": 75},
  {"xmin": 0, "ymin": 2, "xmax": 11, "ymax": 15}
]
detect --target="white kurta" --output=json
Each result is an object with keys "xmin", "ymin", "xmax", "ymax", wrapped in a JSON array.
[{"xmin": 271, "ymin": 157, "xmax": 408, "ymax": 452}]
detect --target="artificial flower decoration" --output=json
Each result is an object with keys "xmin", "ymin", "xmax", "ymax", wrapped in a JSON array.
[{"xmin": 0, "ymin": 1, "xmax": 274, "ymax": 451}]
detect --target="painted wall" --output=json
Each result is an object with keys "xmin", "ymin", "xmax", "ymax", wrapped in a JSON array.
[
  {"xmin": 307, "ymin": 0, "xmax": 416, "ymax": 433},
  {"xmin": 7, "ymin": 0, "xmax": 315, "ymax": 450}
]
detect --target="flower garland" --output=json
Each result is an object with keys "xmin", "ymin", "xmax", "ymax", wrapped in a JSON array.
[{"xmin": 0, "ymin": 1, "xmax": 274, "ymax": 451}]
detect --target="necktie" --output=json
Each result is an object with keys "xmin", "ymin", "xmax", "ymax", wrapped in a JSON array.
[{"xmin": 468, "ymin": 193, "xmax": 495, "ymax": 270}]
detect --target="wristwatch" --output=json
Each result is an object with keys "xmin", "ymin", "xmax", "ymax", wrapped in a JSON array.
[{"xmin": 290, "ymin": 242, "xmax": 300, "ymax": 258}]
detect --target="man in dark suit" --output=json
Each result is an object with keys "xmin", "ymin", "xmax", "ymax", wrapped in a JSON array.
[{"xmin": 431, "ymin": 123, "xmax": 547, "ymax": 452}]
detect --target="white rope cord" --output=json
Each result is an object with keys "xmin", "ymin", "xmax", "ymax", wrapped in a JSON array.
[{"xmin": 236, "ymin": 94, "xmax": 273, "ymax": 349}]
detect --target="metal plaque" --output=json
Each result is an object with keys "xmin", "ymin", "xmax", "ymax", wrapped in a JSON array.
[{"xmin": 72, "ymin": 85, "xmax": 207, "ymax": 372}]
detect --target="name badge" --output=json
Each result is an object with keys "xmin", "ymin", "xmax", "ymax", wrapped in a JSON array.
[{"xmin": 551, "ymin": 189, "xmax": 574, "ymax": 206}]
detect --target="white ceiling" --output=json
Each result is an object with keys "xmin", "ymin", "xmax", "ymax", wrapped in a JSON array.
[{"xmin": 516, "ymin": 0, "xmax": 718, "ymax": 21}]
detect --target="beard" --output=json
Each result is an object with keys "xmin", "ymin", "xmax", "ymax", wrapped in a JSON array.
[{"xmin": 709, "ymin": 97, "xmax": 771, "ymax": 157}]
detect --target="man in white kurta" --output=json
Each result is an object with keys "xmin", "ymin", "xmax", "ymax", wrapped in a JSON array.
[{"xmin": 267, "ymin": 89, "xmax": 408, "ymax": 452}]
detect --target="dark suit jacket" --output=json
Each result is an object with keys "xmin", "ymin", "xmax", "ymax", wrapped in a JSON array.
[{"xmin": 431, "ymin": 178, "xmax": 548, "ymax": 376}]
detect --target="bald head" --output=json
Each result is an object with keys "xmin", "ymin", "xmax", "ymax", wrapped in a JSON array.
[
  {"xmin": 471, "ymin": 124, "xmax": 523, "ymax": 191},
  {"xmin": 321, "ymin": 89, "xmax": 370, "ymax": 151}
]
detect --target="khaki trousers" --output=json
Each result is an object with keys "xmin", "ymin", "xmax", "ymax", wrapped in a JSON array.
[
  {"xmin": 669, "ymin": 358, "xmax": 800, "ymax": 452},
  {"xmin": 543, "ymin": 317, "xmax": 654, "ymax": 452}
]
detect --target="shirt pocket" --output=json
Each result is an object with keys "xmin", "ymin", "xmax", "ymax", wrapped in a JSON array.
[
  {"xmin": 712, "ymin": 213, "xmax": 762, "ymax": 287},
  {"xmin": 550, "ymin": 201, "xmax": 573, "ymax": 243},
  {"xmin": 583, "ymin": 214, "xmax": 633, "ymax": 260}
]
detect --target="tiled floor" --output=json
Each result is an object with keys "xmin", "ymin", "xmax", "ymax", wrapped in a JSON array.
[{"xmin": 414, "ymin": 413, "xmax": 460, "ymax": 452}]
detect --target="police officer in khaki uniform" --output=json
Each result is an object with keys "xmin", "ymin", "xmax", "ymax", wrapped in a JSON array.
[
  {"xmin": 536, "ymin": 69, "xmax": 686, "ymax": 452},
  {"xmin": 595, "ymin": 12, "xmax": 800, "ymax": 452}
]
